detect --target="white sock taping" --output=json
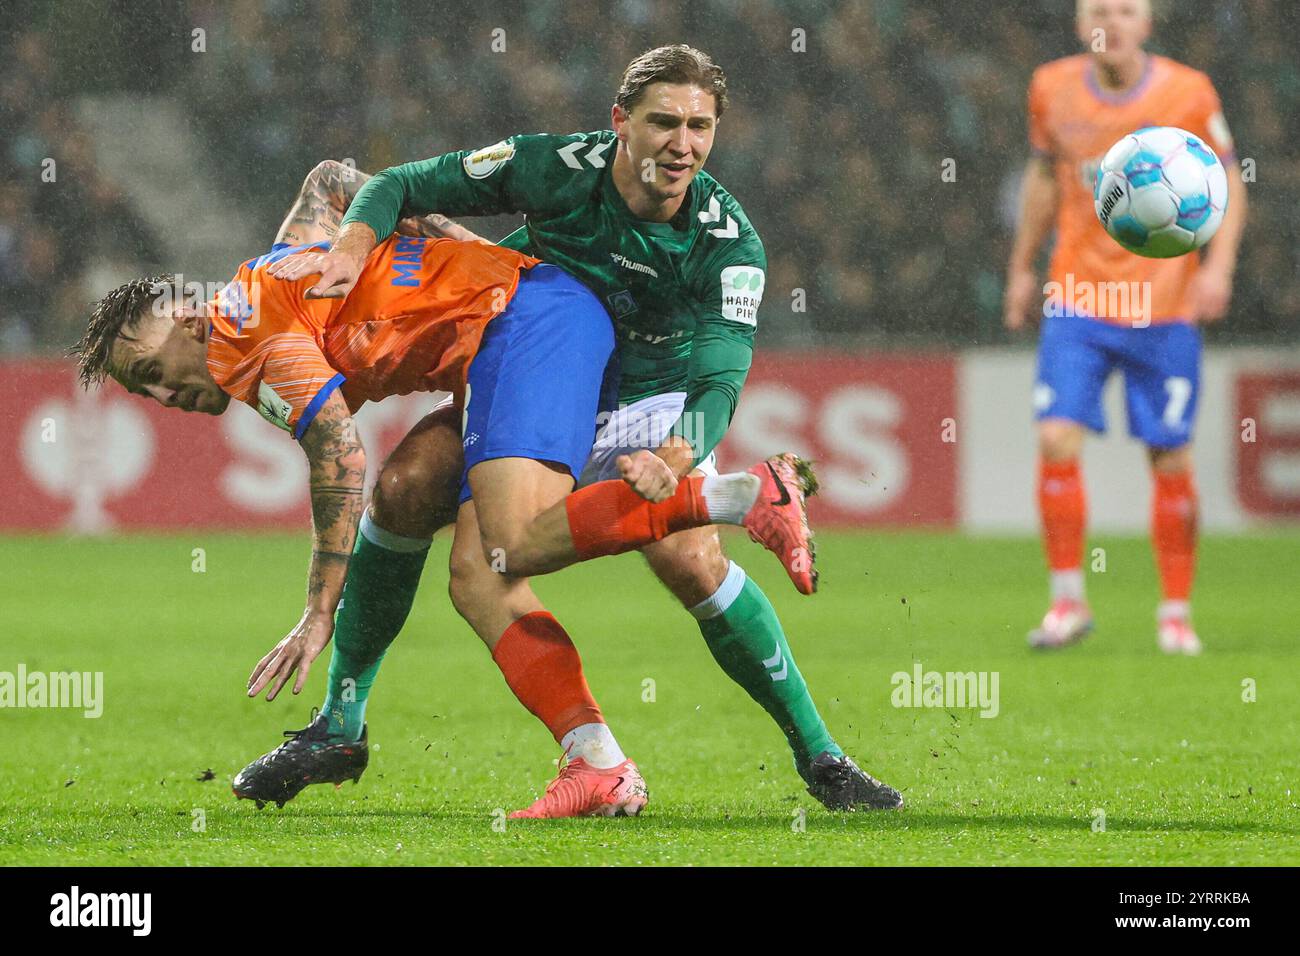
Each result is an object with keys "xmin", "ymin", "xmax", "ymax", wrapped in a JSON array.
[
  {"xmin": 1049, "ymin": 569, "xmax": 1085, "ymax": 602},
  {"xmin": 689, "ymin": 560, "xmax": 748, "ymax": 621},
  {"xmin": 359, "ymin": 509, "xmax": 432, "ymax": 553},
  {"xmin": 1157, "ymin": 600, "xmax": 1190, "ymax": 623},
  {"xmin": 700, "ymin": 473, "xmax": 761, "ymax": 526},
  {"xmin": 560, "ymin": 722, "xmax": 627, "ymax": 770}
]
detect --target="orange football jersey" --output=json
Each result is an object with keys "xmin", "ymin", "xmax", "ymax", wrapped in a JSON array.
[
  {"xmin": 1028, "ymin": 54, "xmax": 1235, "ymax": 324},
  {"xmin": 206, "ymin": 236, "xmax": 539, "ymax": 438}
]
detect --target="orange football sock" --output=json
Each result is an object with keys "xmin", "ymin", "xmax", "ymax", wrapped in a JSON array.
[
  {"xmin": 1152, "ymin": 470, "xmax": 1197, "ymax": 602},
  {"xmin": 565, "ymin": 476, "xmax": 709, "ymax": 560},
  {"xmin": 1038, "ymin": 458, "xmax": 1086, "ymax": 572},
  {"xmin": 491, "ymin": 611, "xmax": 603, "ymax": 743}
]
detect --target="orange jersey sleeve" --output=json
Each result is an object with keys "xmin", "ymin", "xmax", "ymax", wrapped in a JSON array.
[
  {"xmin": 1186, "ymin": 71, "xmax": 1236, "ymax": 162},
  {"xmin": 206, "ymin": 253, "xmax": 346, "ymax": 439}
]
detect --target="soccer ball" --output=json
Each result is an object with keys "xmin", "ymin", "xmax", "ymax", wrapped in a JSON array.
[{"xmin": 1093, "ymin": 126, "xmax": 1228, "ymax": 259}]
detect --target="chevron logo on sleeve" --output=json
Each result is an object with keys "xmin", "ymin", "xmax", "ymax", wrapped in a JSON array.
[
  {"xmin": 697, "ymin": 194, "xmax": 738, "ymax": 239},
  {"xmin": 557, "ymin": 140, "xmax": 612, "ymax": 169}
]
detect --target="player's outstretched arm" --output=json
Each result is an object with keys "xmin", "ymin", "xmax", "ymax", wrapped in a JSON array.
[
  {"xmin": 267, "ymin": 158, "xmax": 437, "ymax": 298},
  {"xmin": 272, "ymin": 135, "xmax": 575, "ymax": 297},
  {"xmin": 397, "ymin": 212, "xmax": 486, "ymax": 244},
  {"xmin": 661, "ymin": 317, "xmax": 754, "ymax": 475},
  {"xmin": 274, "ymin": 160, "xmax": 485, "ymax": 252},
  {"xmin": 274, "ymin": 160, "xmax": 370, "ymax": 247},
  {"xmin": 1004, "ymin": 155, "xmax": 1058, "ymax": 331},
  {"xmin": 247, "ymin": 390, "xmax": 366, "ymax": 700}
]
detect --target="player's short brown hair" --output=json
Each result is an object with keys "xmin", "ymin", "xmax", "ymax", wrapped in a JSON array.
[
  {"xmin": 615, "ymin": 45, "xmax": 728, "ymax": 119},
  {"xmin": 70, "ymin": 274, "xmax": 173, "ymax": 388}
]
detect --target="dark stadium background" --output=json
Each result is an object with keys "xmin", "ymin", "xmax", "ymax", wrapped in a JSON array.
[{"xmin": 1, "ymin": 0, "xmax": 1296, "ymax": 357}]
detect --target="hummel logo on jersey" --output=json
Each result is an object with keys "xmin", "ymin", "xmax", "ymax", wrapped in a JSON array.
[
  {"xmin": 464, "ymin": 432, "xmax": 480, "ymax": 448},
  {"xmin": 557, "ymin": 140, "xmax": 611, "ymax": 169},
  {"xmin": 698, "ymin": 194, "xmax": 738, "ymax": 239},
  {"xmin": 609, "ymin": 253, "xmax": 659, "ymax": 278}
]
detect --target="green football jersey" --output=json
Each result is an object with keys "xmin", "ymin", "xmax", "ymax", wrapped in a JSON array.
[{"xmin": 340, "ymin": 130, "xmax": 766, "ymax": 462}]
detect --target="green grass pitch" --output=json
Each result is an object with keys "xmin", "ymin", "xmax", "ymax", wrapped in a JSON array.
[{"xmin": 1, "ymin": 529, "xmax": 1297, "ymax": 866}]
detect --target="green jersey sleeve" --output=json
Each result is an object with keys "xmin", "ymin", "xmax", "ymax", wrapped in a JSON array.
[
  {"xmin": 340, "ymin": 132, "xmax": 605, "ymax": 240},
  {"xmin": 671, "ymin": 233, "xmax": 767, "ymax": 465}
]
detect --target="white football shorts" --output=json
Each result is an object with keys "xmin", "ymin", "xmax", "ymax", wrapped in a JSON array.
[{"xmin": 575, "ymin": 391, "xmax": 718, "ymax": 488}]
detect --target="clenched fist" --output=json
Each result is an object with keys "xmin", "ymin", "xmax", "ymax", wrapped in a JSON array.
[{"xmin": 616, "ymin": 449, "xmax": 678, "ymax": 503}]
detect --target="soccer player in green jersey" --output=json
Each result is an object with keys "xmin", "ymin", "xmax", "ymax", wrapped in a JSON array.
[{"xmin": 239, "ymin": 45, "xmax": 902, "ymax": 815}]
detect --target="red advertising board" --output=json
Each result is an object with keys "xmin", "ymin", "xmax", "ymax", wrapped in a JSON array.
[
  {"xmin": 0, "ymin": 361, "xmax": 430, "ymax": 532},
  {"xmin": 715, "ymin": 353, "xmax": 958, "ymax": 526},
  {"xmin": 2, "ymin": 354, "xmax": 958, "ymax": 531},
  {"xmin": 1236, "ymin": 371, "xmax": 1300, "ymax": 517}
]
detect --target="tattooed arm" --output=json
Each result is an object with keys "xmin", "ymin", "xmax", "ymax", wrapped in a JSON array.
[
  {"xmin": 275, "ymin": 160, "xmax": 484, "ymax": 248},
  {"xmin": 246, "ymin": 390, "xmax": 366, "ymax": 700},
  {"xmin": 300, "ymin": 389, "xmax": 366, "ymax": 617}
]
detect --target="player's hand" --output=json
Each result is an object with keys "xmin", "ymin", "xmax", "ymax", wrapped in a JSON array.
[
  {"xmin": 1003, "ymin": 266, "xmax": 1040, "ymax": 332},
  {"xmin": 617, "ymin": 449, "xmax": 678, "ymax": 503},
  {"xmin": 651, "ymin": 436, "xmax": 696, "ymax": 479},
  {"xmin": 1187, "ymin": 264, "xmax": 1233, "ymax": 324},
  {"xmin": 266, "ymin": 249, "xmax": 364, "ymax": 299},
  {"xmin": 246, "ymin": 610, "xmax": 334, "ymax": 701}
]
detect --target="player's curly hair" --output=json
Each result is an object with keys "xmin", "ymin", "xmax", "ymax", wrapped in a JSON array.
[
  {"xmin": 69, "ymin": 274, "xmax": 175, "ymax": 389},
  {"xmin": 615, "ymin": 45, "xmax": 728, "ymax": 119}
]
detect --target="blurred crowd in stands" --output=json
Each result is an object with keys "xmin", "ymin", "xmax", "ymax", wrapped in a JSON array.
[{"xmin": 3, "ymin": 0, "xmax": 1296, "ymax": 353}]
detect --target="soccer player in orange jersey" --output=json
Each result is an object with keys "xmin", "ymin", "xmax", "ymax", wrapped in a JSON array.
[
  {"xmin": 1004, "ymin": 0, "xmax": 1247, "ymax": 654},
  {"xmin": 70, "ymin": 187, "xmax": 815, "ymax": 815}
]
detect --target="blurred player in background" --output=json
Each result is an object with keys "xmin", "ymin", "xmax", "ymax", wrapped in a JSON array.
[{"xmin": 1004, "ymin": 0, "xmax": 1247, "ymax": 654}]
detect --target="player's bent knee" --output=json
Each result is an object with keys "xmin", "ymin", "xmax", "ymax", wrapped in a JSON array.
[
  {"xmin": 373, "ymin": 461, "xmax": 442, "ymax": 536},
  {"xmin": 478, "ymin": 530, "xmax": 540, "ymax": 577},
  {"xmin": 372, "ymin": 407, "xmax": 464, "ymax": 535},
  {"xmin": 373, "ymin": 455, "xmax": 460, "ymax": 536},
  {"xmin": 448, "ymin": 546, "xmax": 498, "ymax": 622},
  {"xmin": 1038, "ymin": 420, "xmax": 1084, "ymax": 461},
  {"xmin": 1150, "ymin": 445, "xmax": 1193, "ymax": 474},
  {"xmin": 644, "ymin": 531, "xmax": 730, "ymax": 608},
  {"xmin": 474, "ymin": 511, "xmax": 551, "ymax": 577},
  {"xmin": 448, "ymin": 546, "xmax": 540, "ymax": 639}
]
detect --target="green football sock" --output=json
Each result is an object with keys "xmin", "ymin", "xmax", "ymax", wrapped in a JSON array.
[
  {"xmin": 321, "ymin": 515, "xmax": 430, "ymax": 740},
  {"xmin": 695, "ymin": 565, "xmax": 841, "ymax": 779}
]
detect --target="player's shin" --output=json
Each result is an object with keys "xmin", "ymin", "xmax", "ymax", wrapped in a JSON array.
[
  {"xmin": 1038, "ymin": 457, "xmax": 1087, "ymax": 600},
  {"xmin": 1152, "ymin": 469, "xmax": 1198, "ymax": 614},
  {"xmin": 564, "ymin": 473, "xmax": 758, "ymax": 561},
  {"xmin": 490, "ymin": 611, "xmax": 626, "ymax": 768},
  {"xmin": 321, "ymin": 511, "xmax": 431, "ymax": 740},
  {"xmin": 694, "ymin": 563, "xmax": 839, "ymax": 778}
]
